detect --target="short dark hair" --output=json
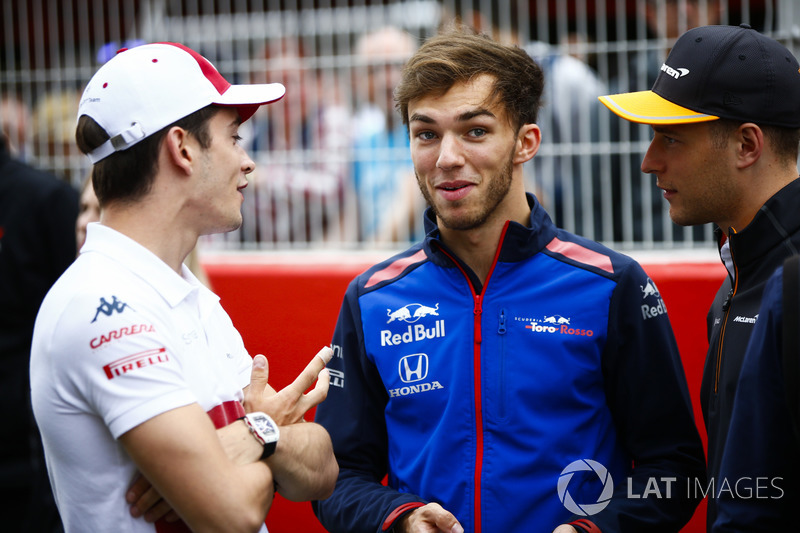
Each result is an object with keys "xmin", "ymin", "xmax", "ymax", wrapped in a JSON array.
[
  {"xmin": 75, "ymin": 105, "xmax": 219, "ymax": 206},
  {"xmin": 394, "ymin": 27, "xmax": 544, "ymax": 132},
  {"xmin": 709, "ymin": 118, "xmax": 800, "ymax": 162}
]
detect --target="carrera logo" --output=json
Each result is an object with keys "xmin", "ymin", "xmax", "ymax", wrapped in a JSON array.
[
  {"xmin": 90, "ymin": 323, "xmax": 155, "ymax": 349},
  {"xmin": 386, "ymin": 303, "xmax": 439, "ymax": 323},
  {"xmin": 661, "ymin": 63, "xmax": 690, "ymax": 79},
  {"xmin": 103, "ymin": 347, "xmax": 169, "ymax": 379}
]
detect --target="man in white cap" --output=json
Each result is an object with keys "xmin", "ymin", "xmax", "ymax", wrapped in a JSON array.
[
  {"xmin": 29, "ymin": 42, "xmax": 337, "ymax": 532},
  {"xmin": 599, "ymin": 24, "xmax": 800, "ymax": 529}
]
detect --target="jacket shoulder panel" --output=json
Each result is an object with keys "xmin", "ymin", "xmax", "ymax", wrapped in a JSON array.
[{"xmin": 358, "ymin": 247, "xmax": 429, "ymax": 293}]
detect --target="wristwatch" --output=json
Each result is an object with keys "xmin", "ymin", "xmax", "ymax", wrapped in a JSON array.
[{"xmin": 241, "ymin": 412, "xmax": 280, "ymax": 460}]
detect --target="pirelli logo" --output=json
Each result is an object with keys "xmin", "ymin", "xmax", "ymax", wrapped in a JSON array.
[{"xmin": 103, "ymin": 347, "xmax": 169, "ymax": 380}]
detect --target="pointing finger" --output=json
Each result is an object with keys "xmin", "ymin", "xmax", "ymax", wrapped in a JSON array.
[{"xmin": 289, "ymin": 347, "xmax": 332, "ymax": 394}]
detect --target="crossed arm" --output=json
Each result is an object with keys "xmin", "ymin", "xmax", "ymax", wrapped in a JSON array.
[{"xmin": 122, "ymin": 347, "xmax": 337, "ymax": 529}]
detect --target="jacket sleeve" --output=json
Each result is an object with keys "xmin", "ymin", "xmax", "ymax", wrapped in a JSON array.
[
  {"xmin": 580, "ymin": 261, "xmax": 707, "ymax": 532},
  {"xmin": 313, "ymin": 280, "xmax": 426, "ymax": 533},
  {"xmin": 712, "ymin": 268, "xmax": 793, "ymax": 532}
]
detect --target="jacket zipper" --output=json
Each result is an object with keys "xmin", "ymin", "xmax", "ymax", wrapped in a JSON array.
[
  {"xmin": 715, "ymin": 238, "xmax": 739, "ymax": 394},
  {"xmin": 437, "ymin": 222, "xmax": 509, "ymax": 533},
  {"xmin": 498, "ymin": 308, "xmax": 507, "ymax": 419}
]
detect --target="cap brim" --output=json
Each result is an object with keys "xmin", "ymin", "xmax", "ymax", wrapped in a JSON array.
[
  {"xmin": 215, "ymin": 82, "xmax": 286, "ymax": 106},
  {"xmin": 598, "ymin": 90, "xmax": 719, "ymax": 124},
  {"xmin": 214, "ymin": 82, "xmax": 286, "ymax": 122}
]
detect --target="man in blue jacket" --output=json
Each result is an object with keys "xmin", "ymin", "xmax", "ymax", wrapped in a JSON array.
[
  {"xmin": 711, "ymin": 263, "xmax": 799, "ymax": 531},
  {"xmin": 313, "ymin": 28, "xmax": 705, "ymax": 533}
]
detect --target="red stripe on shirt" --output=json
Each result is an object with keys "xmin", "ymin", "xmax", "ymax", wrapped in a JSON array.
[
  {"xmin": 546, "ymin": 237, "xmax": 614, "ymax": 274},
  {"xmin": 365, "ymin": 249, "xmax": 427, "ymax": 288}
]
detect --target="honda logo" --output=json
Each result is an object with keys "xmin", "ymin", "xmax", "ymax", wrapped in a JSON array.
[{"xmin": 398, "ymin": 353, "xmax": 428, "ymax": 383}]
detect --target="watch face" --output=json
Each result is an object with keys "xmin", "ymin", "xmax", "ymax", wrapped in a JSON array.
[{"xmin": 249, "ymin": 413, "xmax": 279, "ymax": 443}]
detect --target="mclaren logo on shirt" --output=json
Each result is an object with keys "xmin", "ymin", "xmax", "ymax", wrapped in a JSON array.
[
  {"xmin": 641, "ymin": 278, "xmax": 667, "ymax": 320},
  {"xmin": 388, "ymin": 353, "xmax": 443, "ymax": 398}
]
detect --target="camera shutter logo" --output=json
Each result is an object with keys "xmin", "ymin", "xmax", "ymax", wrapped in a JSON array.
[{"xmin": 557, "ymin": 459, "xmax": 614, "ymax": 516}]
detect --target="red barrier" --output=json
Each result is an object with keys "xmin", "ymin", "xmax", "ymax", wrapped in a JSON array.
[{"xmin": 203, "ymin": 252, "xmax": 726, "ymax": 533}]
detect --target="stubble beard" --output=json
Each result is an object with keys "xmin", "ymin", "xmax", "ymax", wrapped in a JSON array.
[{"xmin": 416, "ymin": 152, "xmax": 515, "ymax": 232}]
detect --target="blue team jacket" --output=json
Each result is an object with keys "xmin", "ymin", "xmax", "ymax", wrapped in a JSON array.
[{"xmin": 314, "ymin": 194, "xmax": 705, "ymax": 533}]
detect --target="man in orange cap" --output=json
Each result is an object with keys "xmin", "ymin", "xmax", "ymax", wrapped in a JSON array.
[{"xmin": 600, "ymin": 24, "xmax": 800, "ymax": 529}]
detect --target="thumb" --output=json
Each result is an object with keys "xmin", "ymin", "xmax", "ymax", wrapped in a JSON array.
[{"xmin": 250, "ymin": 354, "xmax": 270, "ymax": 391}]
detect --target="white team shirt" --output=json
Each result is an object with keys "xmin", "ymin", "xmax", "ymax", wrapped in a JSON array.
[{"xmin": 30, "ymin": 223, "xmax": 267, "ymax": 533}]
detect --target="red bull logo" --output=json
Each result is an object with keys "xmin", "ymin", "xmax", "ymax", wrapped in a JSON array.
[
  {"xmin": 387, "ymin": 303, "xmax": 440, "ymax": 324},
  {"xmin": 381, "ymin": 320, "xmax": 445, "ymax": 346},
  {"xmin": 641, "ymin": 278, "xmax": 667, "ymax": 320}
]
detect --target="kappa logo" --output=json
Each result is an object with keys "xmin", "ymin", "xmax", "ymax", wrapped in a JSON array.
[
  {"xmin": 387, "ymin": 303, "xmax": 439, "ymax": 324},
  {"xmin": 92, "ymin": 296, "xmax": 134, "ymax": 323},
  {"xmin": 661, "ymin": 63, "xmax": 690, "ymax": 79}
]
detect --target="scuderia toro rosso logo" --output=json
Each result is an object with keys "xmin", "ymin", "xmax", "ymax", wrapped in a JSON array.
[{"xmin": 526, "ymin": 314, "xmax": 594, "ymax": 337}]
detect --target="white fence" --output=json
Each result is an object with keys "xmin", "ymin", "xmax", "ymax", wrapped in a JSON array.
[{"xmin": 2, "ymin": 0, "xmax": 799, "ymax": 250}]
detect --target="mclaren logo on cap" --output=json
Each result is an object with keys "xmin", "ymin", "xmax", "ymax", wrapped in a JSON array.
[{"xmin": 661, "ymin": 63, "xmax": 690, "ymax": 79}]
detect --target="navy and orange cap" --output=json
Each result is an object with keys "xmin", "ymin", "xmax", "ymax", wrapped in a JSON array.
[{"xmin": 599, "ymin": 24, "xmax": 800, "ymax": 127}]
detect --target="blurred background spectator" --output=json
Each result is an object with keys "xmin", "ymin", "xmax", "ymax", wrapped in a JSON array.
[
  {"xmin": 0, "ymin": 94, "xmax": 32, "ymax": 160},
  {"xmin": 236, "ymin": 36, "xmax": 351, "ymax": 246},
  {"xmin": 0, "ymin": 121, "xmax": 76, "ymax": 532},
  {"xmin": 351, "ymin": 26, "xmax": 421, "ymax": 244},
  {"xmin": 0, "ymin": 0, "xmax": 793, "ymax": 253}
]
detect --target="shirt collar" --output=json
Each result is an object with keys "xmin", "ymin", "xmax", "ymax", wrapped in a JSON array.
[{"xmin": 82, "ymin": 223, "xmax": 219, "ymax": 314}]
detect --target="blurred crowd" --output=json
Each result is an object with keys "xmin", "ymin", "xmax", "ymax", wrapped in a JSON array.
[{"xmin": 0, "ymin": 0, "xmax": 740, "ymax": 250}]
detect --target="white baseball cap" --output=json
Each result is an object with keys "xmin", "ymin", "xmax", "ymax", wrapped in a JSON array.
[{"xmin": 78, "ymin": 42, "xmax": 286, "ymax": 163}]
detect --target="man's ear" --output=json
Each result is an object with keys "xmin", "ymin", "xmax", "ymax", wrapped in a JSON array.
[
  {"xmin": 735, "ymin": 123, "xmax": 763, "ymax": 170},
  {"xmin": 514, "ymin": 123, "xmax": 541, "ymax": 164},
  {"xmin": 163, "ymin": 126, "xmax": 194, "ymax": 175}
]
